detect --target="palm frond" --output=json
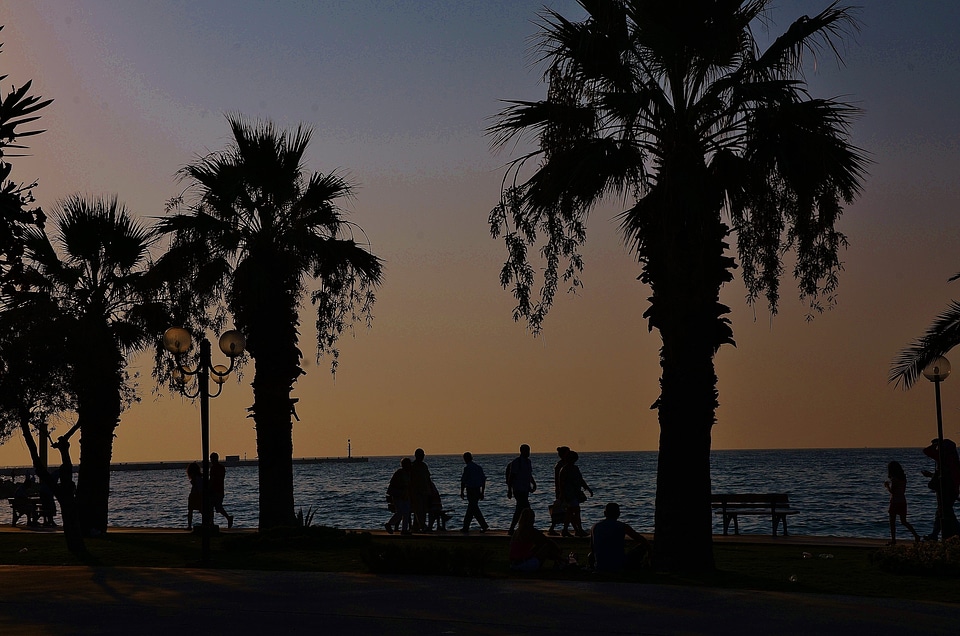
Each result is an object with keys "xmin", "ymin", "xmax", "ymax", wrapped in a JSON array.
[{"xmin": 890, "ymin": 300, "xmax": 960, "ymax": 389}]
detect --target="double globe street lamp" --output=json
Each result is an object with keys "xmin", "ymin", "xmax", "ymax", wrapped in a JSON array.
[
  {"xmin": 163, "ymin": 327, "xmax": 245, "ymax": 563},
  {"xmin": 922, "ymin": 356, "xmax": 957, "ymax": 540}
]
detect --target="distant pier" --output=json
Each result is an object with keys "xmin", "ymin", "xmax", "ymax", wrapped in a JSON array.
[{"xmin": 0, "ymin": 455, "xmax": 368, "ymax": 476}]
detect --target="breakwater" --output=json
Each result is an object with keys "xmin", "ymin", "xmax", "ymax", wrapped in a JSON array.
[{"xmin": 0, "ymin": 455, "xmax": 368, "ymax": 476}]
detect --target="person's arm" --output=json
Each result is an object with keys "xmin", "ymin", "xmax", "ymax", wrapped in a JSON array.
[
  {"xmin": 530, "ymin": 475, "xmax": 537, "ymax": 492},
  {"xmin": 480, "ymin": 468, "xmax": 486, "ymax": 498},
  {"xmin": 624, "ymin": 523, "xmax": 642, "ymax": 542},
  {"xmin": 506, "ymin": 461, "xmax": 513, "ymax": 498},
  {"xmin": 460, "ymin": 468, "xmax": 466, "ymax": 499}
]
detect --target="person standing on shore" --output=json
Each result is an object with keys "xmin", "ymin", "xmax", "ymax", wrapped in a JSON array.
[
  {"xmin": 209, "ymin": 453, "xmax": 234, "ymax": 529},
  {"xmin": 506, "ymin": 444, "xmax": 537, "ymax": 535},
  {"xmin": 460, "ymin": 452, "xmax": 489, "ymax": 533},
  {"xmin": 410, "ymin": 448, "xmax": 431, "ymax": 532},
  {"xmin": 884, "ymin": 460, "xmax": 920, "ymax": 545},
  {"xmin": 385, "ymin": 457, "xmax": 413, "ymax": 534},
  {"xmin": 548, "ymin": 446, "xmax": 570, "ymax": 536},
  {"xmin": 186, "ymin": 461, "xmax": 201, "ymax": 530}
]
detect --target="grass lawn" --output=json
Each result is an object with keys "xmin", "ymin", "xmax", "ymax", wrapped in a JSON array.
[{"xmin": 0, "ymin": 528, "xmax": 957, "ymax": 604}]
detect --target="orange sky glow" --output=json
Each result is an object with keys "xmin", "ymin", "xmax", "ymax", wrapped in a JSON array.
[{"xmin": 1, "ymin": 1, "xmax": 959, "ymax": 465}]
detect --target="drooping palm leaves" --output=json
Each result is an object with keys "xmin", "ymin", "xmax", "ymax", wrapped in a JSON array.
[
  {"xmin": 6, "ymin": 195, "xmax": 165, "ymax": 534},
  {"xmin": 157, "ymin": 114, "xmax": 383, "ymax": 529},
  {"xmin": 489, "ymin": 1, "xmax": 867, "ymax": 570},
  {"xmin": 890, "ymin": 274, "xmax": 960, "ymax": 389}
]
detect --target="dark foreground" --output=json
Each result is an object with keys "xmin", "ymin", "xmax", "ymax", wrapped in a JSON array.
[{"xmin": 1, "ymin": 565, "xmax": 959, "ymax": 635}]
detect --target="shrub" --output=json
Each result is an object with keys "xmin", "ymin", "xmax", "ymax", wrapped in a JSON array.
[{"xmin": 871, "ymin": 536, "xmax": 960, "ymax": 575}]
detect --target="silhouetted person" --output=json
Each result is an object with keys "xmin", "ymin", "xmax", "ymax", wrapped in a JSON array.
[
  {"xmin": 884, "ymin": 460, "xmax": 920, "ymax": 544},
  {"xmin": 589, "ymin": 502, "xmax": 650, "ymax": 572},
  {"xmin": 410, "ymin": 448, "xmax": 431, "ymax": 532},
  {"xmin": 559, "ymin": 451, "xmax": 592, "ymax": 537},
  {"xmin": 209, "ymin": 453, "xmax": 234, "ymax": 529},
  {"xmin": 460, "ymin": 452, "xmax": 488, "ymax": 533},
  {"xmin": 548, "ymin": 446, "xmax": 570, "ymax": 535},
  {"xmin": 385, "ymin": 457, "xmax": 413, "ymax": 534},
  {"xmin": 426, "ymin": 479, "xmax": 448, "ymax": 531},
  {"xmin": 509, "ymin": 508, "xmax": 563, "ymax": 571},
  {"xmin": 12, "ymin": 475, "xmax": 38, "ymax": 527},
  {"xmin": 186, "ymin": 461, "xmax": 202, "ymax": 530},
  {"xmin": 507, "ymin": 444, "xmax": 537, "ymax": 535},
  {"xmin": 922, "ymin": 438, "xmax": 960, "ymax": 540}
]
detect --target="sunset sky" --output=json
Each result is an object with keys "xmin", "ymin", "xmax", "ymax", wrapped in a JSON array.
[{"xmin": 1, "ymin": 0, "xmax": 959, "ymax": 465}]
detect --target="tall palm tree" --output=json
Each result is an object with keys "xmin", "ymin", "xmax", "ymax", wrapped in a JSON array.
[
  {"xmin": 13, "ymin": 195, "xmax": 164, "ymax": 534},
  {"xmin": 157, "ymin": 115, "xmax": 383, "ymax": 529},
  {"xmin": 489, "ymin": 1, "xmax": 867, "ymax": 570},
  {"xmin": 890, "ymin": 273, "xmax": 960, "ymax": 389}
]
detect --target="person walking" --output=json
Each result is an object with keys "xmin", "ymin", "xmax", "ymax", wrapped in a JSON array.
[
  {"xmin": 884, "ymin": 460, "xmax": 920, "ymax": 545},
  {"xmin": 385, "ymin": 457, "xmax": 413, "ymax": 534},
  {"xmin": 209, "ymin": 452, "xmax": 234, "ymax": 529},
  {"xmin": 559, "ymin": 451, "xmax": 592, "ymax": 537},
  {"xmin": 506, "ymin": 444, "xmax": 537, "ymax": 535},
  {"xmin": 548, "ymin": 446, "xmax": 570, "ymax": 536},
  {"xmin": 410, "ymin": 448, "xmax": 431, "ymax": 532},
  {"xmin": 460, "ymin": 452, "xmax": 489, "ymax": 533}
]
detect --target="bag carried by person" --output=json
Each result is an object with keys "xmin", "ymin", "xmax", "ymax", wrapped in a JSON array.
[{"xmin": 549, "ymin": 500, "xmax": 566, "ymax": 524}]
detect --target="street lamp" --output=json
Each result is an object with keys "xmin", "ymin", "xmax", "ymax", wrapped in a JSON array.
[
  {"xmin": 922, "ymin": 356, "xmax": 954, "ymax": 540},
  {"xmin": 163, "ymin": 327, "xmax": 245, "ymax": 563}
]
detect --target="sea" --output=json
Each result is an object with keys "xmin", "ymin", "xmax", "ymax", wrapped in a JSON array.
[{"xmin": 6, "ymin": 449, "xmax": 943, "ymax": 538}]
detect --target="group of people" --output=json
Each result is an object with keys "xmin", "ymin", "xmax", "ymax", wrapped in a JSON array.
[
  {"xmin": 885, "ymin": 437, "xmax": 960, "ymax": 544},
  {"xmin": 383, "ymin": 444, "xmax": 650, "ymax": 572},
  {"xmin": 185, "ymin": 452, "xmax": 233, "ymax": 529},
  {"xmin": 383, "ymin": 448, "xmax": 450, "ymax": 534}
]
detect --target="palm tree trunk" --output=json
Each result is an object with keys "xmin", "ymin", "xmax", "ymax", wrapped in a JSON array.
[
  {"xmin": 646, "ymin": 157, "xmax": 732, "ymax": 571},
  {"xmin": 247, "ymin": 301, "xmax": 302, "ymax": 529},
  {"xmin": 654, "ymin": 319, "xmax": 719, "ymax": 571},
  {"xmin": 252, "ymin": 375, "xmax": 298, "ymax": 529}
]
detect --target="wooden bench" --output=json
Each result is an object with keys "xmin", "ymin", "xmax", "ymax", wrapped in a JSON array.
[
  {"xmin": 711, "ymin": 493, "xmax": 798, "ymax": 537},
  {"xmin": 8, "ymin": 496, "xmax": 42, "ymax": 527}
]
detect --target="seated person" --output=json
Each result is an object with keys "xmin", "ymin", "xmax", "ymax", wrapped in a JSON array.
[
  {"xmin": 589, "ymin": 502, "xmax": 650, "ymax": 572},
  {"xmin": 12, "ymin": 475, "xmax": 39, "ymax": 526},
  {"xmin": 509, "ymin": 508, "xmax": 564, "ymax": 571}
]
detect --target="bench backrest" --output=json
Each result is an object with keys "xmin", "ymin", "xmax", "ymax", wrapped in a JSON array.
[{"xmin": 711, "ymin": 493, "xmax": 790, "ymax": 506}]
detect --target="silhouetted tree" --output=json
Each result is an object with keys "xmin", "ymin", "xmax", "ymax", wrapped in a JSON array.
[
  {"xmin": 0, "ymin": 304, "xmax": 86, "ymax": 553},
  {"xmin": 890, "ymin": 273, "xmax": 960, "ymax": 388},
  {"xmin": 0, "ymin": 26, "xmax": 52, "ymax": 291},
  {"xmin": 489, "ymin": 1, "xmax": 867, "ymax": 571},
  {"xmin": 157, "ymin": 115, "xmax": 383, "ymax": 529},
  {"xmin": 13, "ymin": 196, "xmax": 166, "ymax": 534}
]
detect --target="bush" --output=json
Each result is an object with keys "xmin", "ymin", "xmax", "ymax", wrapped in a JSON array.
[{"xmin": 871, "ymin": 536, "xmax": 960, "ymax": 575}]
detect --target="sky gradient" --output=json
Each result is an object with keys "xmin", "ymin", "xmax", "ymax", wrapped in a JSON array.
[{"xmin": 1, "ymin": 1, "xmax": 959, "ymax": 464}]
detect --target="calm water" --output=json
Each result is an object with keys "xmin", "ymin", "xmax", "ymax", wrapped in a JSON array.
[{"xmin": 95, "ymin": 448, "xmax": 943, "ymax": 539}]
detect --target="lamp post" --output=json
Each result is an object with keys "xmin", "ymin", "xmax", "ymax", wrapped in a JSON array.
[
  {"xmin": 163, "ymin": 327, "xmax": 245, "ymax": 563},
  {"xmin": 922, "ymin": 356, "xmax": 954, "ymax": 540}
]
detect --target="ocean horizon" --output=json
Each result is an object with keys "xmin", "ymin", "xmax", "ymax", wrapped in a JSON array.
[{"xmin": 4, "ymin": 448, "xmax": 947, "ymax": 540}]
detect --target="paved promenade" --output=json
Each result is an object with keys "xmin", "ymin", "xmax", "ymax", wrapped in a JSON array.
[{"xmin": 0, "ymin": 528, "xmax": 955, "ymax": 635}]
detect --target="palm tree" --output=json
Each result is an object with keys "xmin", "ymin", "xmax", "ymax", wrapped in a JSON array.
[
  {"xmin": 489, "ymin": 1, "xmax": 867, "ymax": 570},
  {"xmin": 890, "ymin": 274, "xmax": 960, "ymax": 389},
  {"xmin": 157, "ymin": 115, "xmax": 383, "ymax": 529},
  {"xmin": 0, "ymin": 25, "xmax": 53, "ymax": 289},
  {"xmin": 13, "ymin": 195, "xmax": 165, "ymax": 534}
]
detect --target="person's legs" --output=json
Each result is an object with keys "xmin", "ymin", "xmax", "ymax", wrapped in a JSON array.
[
  {"xmin": 899, "ymin": 512, "xmax": 920, "ymax": 541},
  {"xmin": 888, "ymin": 511, "xmax": 897, "ymax": 543},
  {"xmin": 509, "ymin": 491, "xmax": 530, "ymax": 533}
]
